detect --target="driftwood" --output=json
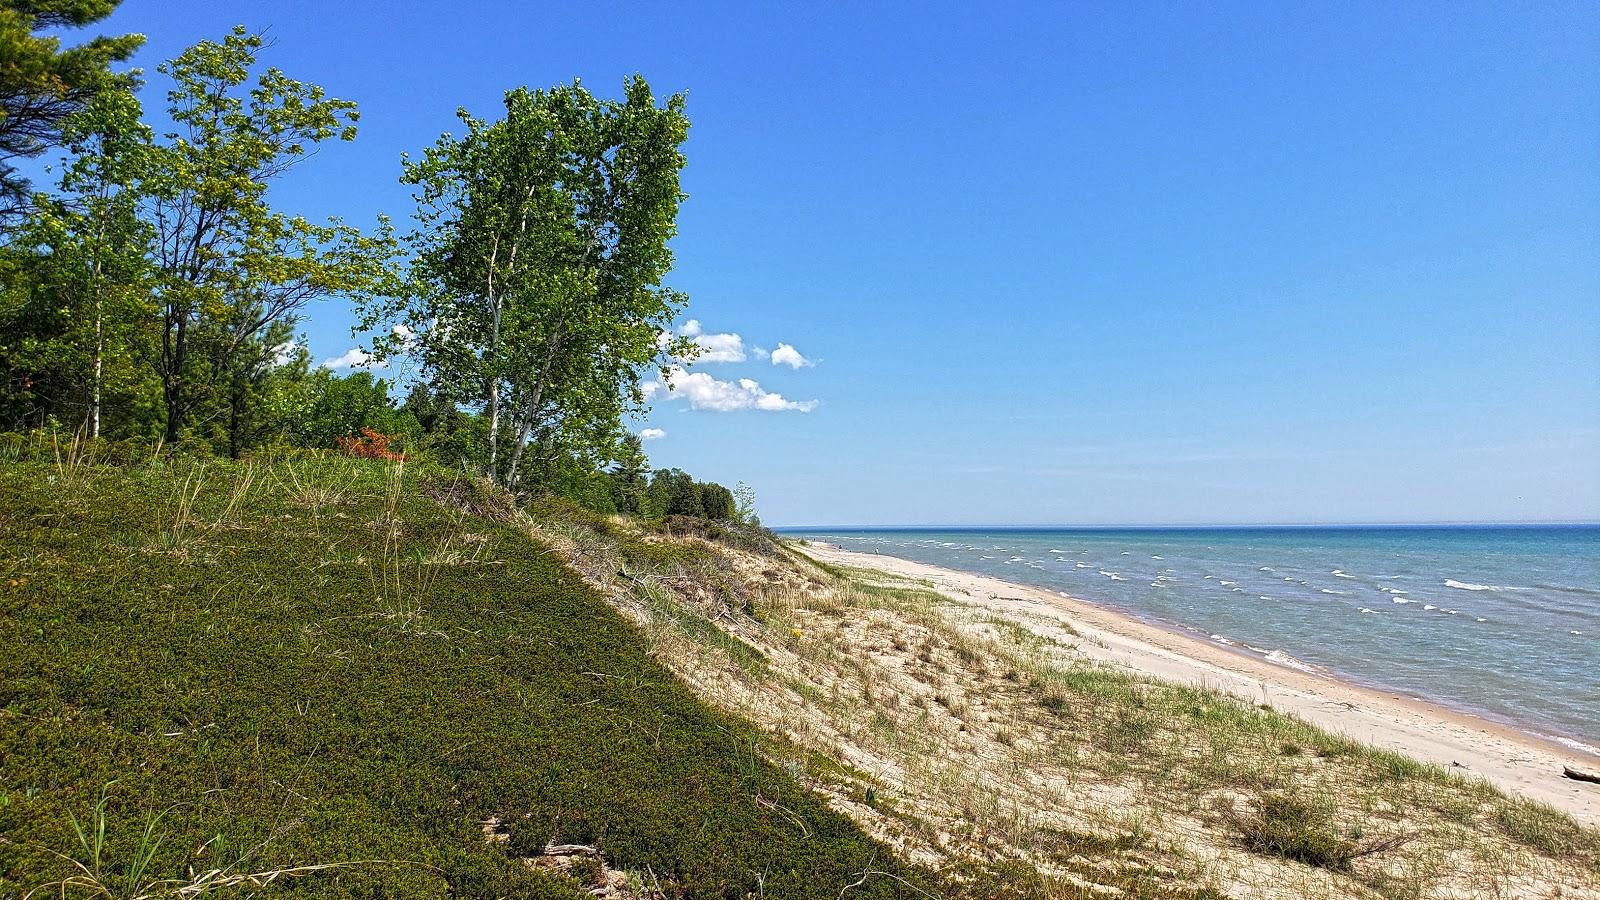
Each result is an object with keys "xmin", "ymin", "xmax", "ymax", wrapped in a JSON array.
[{"xmin": 1564, "ymin": 766, "xmax": 1600, "ymax": 785}]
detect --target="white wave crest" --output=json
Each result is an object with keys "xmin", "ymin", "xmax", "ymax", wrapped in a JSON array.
[
  {"xmin": 1551, "ymin": 736, "xmax": 1600, "ymax": 758},
  {"xmin": 1265, "ymin": 649, "xmax": 1319, "ymax": 674},
  {"xmin": 1445, "ymin": 579, "xmax": 1499, "ymax": 592}
]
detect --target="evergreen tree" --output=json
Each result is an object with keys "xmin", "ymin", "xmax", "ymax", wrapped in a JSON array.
[{"xmin": 0, "ymin": 0, "xmax": 142, "ymax": 220}]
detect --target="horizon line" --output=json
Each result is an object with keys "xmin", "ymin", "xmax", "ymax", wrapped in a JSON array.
[{"xmin": 772, "ymin": 520, "xmax": 1600, "ymax": 531}]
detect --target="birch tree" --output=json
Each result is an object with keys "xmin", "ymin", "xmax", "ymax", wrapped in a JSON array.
[
  {"xmin": 0, "ymin": 84, "xmax": 154, "ymax": 435},
  {"xmin": 368, "ymin": 77, "xmax": 692, "ymax": 485}
]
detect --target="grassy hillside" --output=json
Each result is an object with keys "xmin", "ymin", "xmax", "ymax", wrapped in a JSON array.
[
  {"xmin": 7, "ymin": 447, "xmax": 1597, "ymax": 899},
  {"xmin": 0, "ymin": 453, "xmax": 935, "ymax": 899}
]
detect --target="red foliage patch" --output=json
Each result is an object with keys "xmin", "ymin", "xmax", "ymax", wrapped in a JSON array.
[{"xmin": 335, "ymin": 427, "xmax": 406, "ymax": 461}]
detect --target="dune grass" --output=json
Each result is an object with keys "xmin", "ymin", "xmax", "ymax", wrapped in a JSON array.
[
  {"xmin": 0, "ymin": 455, "xmax": 939, "ymax": 899},
  {"xmin": 526, "ymin": 507, "xmax": 1600, "ymax": 898}
]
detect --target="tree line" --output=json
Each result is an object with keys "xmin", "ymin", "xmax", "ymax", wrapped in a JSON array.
[{"xmin": 0, "ymin": 2, "xmax": 750, "ymax": 522}]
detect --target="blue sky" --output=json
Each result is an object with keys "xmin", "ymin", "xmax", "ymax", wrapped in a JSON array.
[{"xmin": 95, "ymin": 1, "xmax": 1598, "ymax": 525}]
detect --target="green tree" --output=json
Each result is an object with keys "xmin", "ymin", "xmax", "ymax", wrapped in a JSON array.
[
  {"xmin": 0, "ymin": 83, "xmax": 155, "ymax": 435},
  {"xmin": 0, "ymin": 0, "xmax": 143, "ymax": 220},
  {"xmin": 699, "ymin": 481, "xmax": 735, "ymax": 520},
  {"xmin": 645, "ymin": 467, "xmax": 674, "ymax": 521},
  {"xmin": 200, "ymin": 321, "xmax": 307, "ymax": 456},
  {"xmin": 292, "ymin": 369, "xmax": 417, "ymax": 450},
  {"xmin": 142, "ymin": 27, "xmax": 393, "ymax": 443},
  {"xmin": 733, "ymin": 480, "xmax": 759, "ymax": 525},
  {"xmin": 367, "ymin": 77, "xmax": 691, "ymax": 487},
  {"xmin": 403, "ymin": 383, "xmax": 461, "ymax": 435},
  {"xmin": 608, "ymin": 432, "xmax": 651, "ymax": 515},
  {"xmin": 651, "ymin": 468, "xmax": 703, "ymax": 518},
  {"xmin": 399, "ymin": 382, "xmax": 491, "ymax": 472}
]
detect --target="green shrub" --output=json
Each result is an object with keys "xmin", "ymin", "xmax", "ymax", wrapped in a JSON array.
[
  {"xmin": 0, "ymin": 458, "xmax": 934, "ymax": 899},
  {"xmin": 567, "ymin": 856, "xmax": 603, "ymax": 886},
  {"xmin": 1233, "ymin": 792, "xmax": 1357, "ymax": 872}
]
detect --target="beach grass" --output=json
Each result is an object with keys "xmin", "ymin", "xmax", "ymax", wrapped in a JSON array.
[{"xmin": 528, "ymin": 505, "xmax": 1600, "ymax": 898}]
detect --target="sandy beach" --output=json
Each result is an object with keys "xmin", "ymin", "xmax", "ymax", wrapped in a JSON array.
[{"xmin": 802, "ymin": 540, "xmax": 1600, "ymax": 826}]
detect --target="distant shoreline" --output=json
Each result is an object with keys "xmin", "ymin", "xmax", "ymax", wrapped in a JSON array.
[
  {"xmin": 795, "ymin": 540, "xmax": 1600, "ymax": 825},
  {"xmin": 776, "ymin": 522, "xmax": 1600, "ymax": 531}
]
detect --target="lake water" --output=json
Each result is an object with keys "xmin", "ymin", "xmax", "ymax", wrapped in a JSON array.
[{"xmin": 780, "ymin": 526, "xmax": 1600, "ymax": 753}]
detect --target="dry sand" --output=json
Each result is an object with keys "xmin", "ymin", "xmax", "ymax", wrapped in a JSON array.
[{"xmin": 802, "ymin": 541, "xmax": 1600, "ymax": 826}]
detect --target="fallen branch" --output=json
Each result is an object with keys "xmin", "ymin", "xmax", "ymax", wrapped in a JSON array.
[
  {"xmin": 540, "ymin": 843, "xmax": 601, "ymax": 857},
  {"xmin": 837, "ymin": 868, "xmax": 940, "ymax": 900}
]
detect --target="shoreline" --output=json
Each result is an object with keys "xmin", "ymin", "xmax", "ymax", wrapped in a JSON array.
[{"xmin": 798, "ymin": 540, "xmax": 1600, "ymax": 825}]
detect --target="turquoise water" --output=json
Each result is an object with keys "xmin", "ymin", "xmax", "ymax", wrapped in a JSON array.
[{"xmin": 780, "ymin": 526, "xmax": 1600, "ymax": 752}]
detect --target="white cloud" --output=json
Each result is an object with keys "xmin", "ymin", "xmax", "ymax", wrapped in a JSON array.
[
  {"xmin": 672, "ymin": 319, "xmax": 745, "ymax": 363},
  {"xmin": 273, "ymin": 341, "xmax": 303, "ymax": 366},
  {"xmin": 770, "ymin": 342, "xmax": 814, "ymax": 368},
  {"xmin": 638, "ymin": 428, "xmax": 667, "ymax": 441},
  {"xmin": 320, "ymin": 347, "xmax": 377, "ymax": 370},
  {"xmin": 654, "ymin": 367, "xmax": 816, "ymax": 413},
  {"xmin": 691, "ymin": 332, "xmax": 745, "ymax": 363}
]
